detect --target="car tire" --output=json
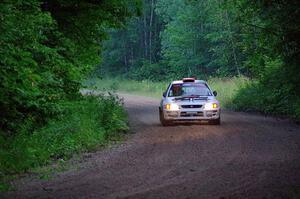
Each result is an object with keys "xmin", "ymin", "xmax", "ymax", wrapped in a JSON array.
[
  {"xmin": 210, "ymin": 117, "xmax": 221, "ymax": 125},
  {"xmin": 159, "ymin": 108, "xmax": 171, "ymax": 126}
]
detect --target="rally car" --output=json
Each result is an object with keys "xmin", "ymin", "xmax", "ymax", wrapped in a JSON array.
[{"xmin": 159, "ymin": 78, "xmax": 221, "ymax": 126}]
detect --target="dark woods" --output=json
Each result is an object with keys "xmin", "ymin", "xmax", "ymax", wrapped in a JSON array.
[
  {"xmin": 100, "ymin": 0, "xmax": 300, "ymax": 80},
  {"xmin": 100, "ymin": 0, "xmax": 300, "ymax": 117}
]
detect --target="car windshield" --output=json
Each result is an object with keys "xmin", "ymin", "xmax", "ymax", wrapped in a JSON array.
[{"xmin": 168, "ymin": 83, "xmax": 212, "ymax": 97}]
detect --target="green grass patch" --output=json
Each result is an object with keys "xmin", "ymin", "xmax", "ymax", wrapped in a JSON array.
[
  {"xmin": 0, "ymin": 94, "xmax": 128, "ymax": 191},
  {"xmin": 85, "ymin": 76, "xmax": 248, "ymax": 109},
  {"xmin": 207, "ymin": 77, "xmax": 248, "ymax": 108},
  {"xmin": 86, "ymin": 78, "xmax": 168, "ymax": 98}
]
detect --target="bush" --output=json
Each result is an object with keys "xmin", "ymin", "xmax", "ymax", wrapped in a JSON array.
[
  {"xmin": 0, "ymin": 95, "xmax": 128, "ymax": 176},
  {"xmin": 127, "ymin": 60, "xmax": 169, "ymax": 81},
  {"xmin": 233, "ymin": 82, "xmax": 300, "ymax": 118},
  {"xmin": 233, "ymin": 64, "xmax": 300, "ymax": 119}
]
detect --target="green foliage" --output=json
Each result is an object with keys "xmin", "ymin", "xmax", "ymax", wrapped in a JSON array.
[
  {"xmin": 233, "ymin": 64, "xmax": 300, "ymax": 118},
  {"xmin": 233, "ymin": 82, "xmax": 300, "ymax": 118},
  {"xmin": 128, "ymin": 60, "xmax": 169, "ymax": 81},
  {"xmin": 231, "ymin": 0, "xmax": 300, "ymax": 119},
  {"xmin": 0, "ymin": 95, "xmax": 128, "ymax": 177},
  {"xmin": 99, "ymin": 0, "xmax": 165, "ymax": 80},
  {"xmin": 0, "ymin": 181, "xmax": 15, "ymax": 192},
  {"xmin": 100, "ymin": 0, "xmax": 248, "ymax": 80},
  {"xmin": 0, "ymin": 1, "xmax": 73, "ymax": 134},
  {"xmin": 160, "ymin": 1, "xmax": 211, "ymax": 77},
  {"xmin": 0, "ymin": 0, "xmax": 138, "ymax": 135}
]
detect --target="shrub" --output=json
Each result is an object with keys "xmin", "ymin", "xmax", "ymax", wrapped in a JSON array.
[
  {"xmin": 0, "ymin": 95, "xmax": 128, "ymax": 176},
  {"xmin": 128, "ymin": 60, "xmax": 169, "ymax": 81},
  {"xmin": 233, "ymin": 64, "xmax": 300, "ymax": 119}
]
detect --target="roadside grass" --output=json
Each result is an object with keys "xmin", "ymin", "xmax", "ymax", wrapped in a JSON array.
[
  {"xmin": 0, "ymin": 94, "xmax": 128, "ymax": 191},
  {"xmin": 86, "ymin": 78, "xmax": 168, "ymax": 98},
  {"xmin": 207, "ymin": 77, "xmax": 248, "ymax": 109},
  {"xmin": 85, "ymin": 76, "xmax": 248, "ymax": 109}
]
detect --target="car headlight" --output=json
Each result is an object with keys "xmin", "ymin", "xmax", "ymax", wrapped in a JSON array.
[
  {"xmin": 165, "ymin": 103, "xmax": 179, "ymax": 111},
  {"xmin": 204, "ymin": 103, "xmax": 218, "ymax": 110}
]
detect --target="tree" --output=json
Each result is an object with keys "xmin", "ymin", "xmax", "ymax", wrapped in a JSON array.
[
  {"xmin": 0, "ymin": 0, "xmax": 140, "ymax": 135},
  {"xmin": 100, "ymin": 0, "xmax": 164, "ymax": 80}
]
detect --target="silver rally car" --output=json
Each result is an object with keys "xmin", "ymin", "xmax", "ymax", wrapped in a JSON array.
[{"xmin": 159, "ymin": 78, "xmax": 221, "ymax": 126}]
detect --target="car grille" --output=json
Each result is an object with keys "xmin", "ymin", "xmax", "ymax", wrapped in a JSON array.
[
  {"xmin": 181, "ymin": 105, "xmax": 202, "ymax": 109},
  {"xmin": 180, "ymin": 112, "xmax": 204, "ymax": 117}
]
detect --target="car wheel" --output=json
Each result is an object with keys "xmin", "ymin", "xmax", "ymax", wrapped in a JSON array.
[
  {"xmin": 159, "ymin": 109, "xmax": 171, "ymax": 126},
  {"xmin": 210, "ymin": 117, "xmax": 221, "ymax": 125}
]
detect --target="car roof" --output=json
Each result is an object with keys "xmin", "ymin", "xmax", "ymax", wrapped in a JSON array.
[{"xmin": 171, "ymin": 80, "xmax": 207, "ymax": 84}]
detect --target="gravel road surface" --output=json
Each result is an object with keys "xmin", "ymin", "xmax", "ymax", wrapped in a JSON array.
[{"xmin": 4, "ymin": 94, "xmax": 300, "ymax": 199}]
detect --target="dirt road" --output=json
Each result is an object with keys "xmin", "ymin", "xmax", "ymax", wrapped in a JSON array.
[{"xmin": 4, "ymin": 94, "xmax": 300, "ymax": 198}]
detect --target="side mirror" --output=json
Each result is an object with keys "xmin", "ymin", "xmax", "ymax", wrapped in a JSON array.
[
  {"xmin": 213, "ymin": 91, "xmax": 217, "ymax": 96},
  {"xmin": 163, "ymin": 92, "xmax": 167, "ymax": 97}
]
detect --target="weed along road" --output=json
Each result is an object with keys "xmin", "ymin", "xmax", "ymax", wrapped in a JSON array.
[{"xmin": 5, "ymin": 94, "xmax": 300, "ymax": 199}]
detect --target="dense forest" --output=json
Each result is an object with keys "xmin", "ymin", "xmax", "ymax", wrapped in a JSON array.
[
  {"xmin": 100, "ymin": 0, "xmax": 300, "ymax": 117},
  {"xmin": 101, "ymin": 0, "xmax": 300, "ymax": 80}
]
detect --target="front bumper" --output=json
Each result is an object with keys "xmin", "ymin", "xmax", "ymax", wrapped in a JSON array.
[{"xmin": 163, "ymin": 109, "xmax": 220, "ymax": 121}]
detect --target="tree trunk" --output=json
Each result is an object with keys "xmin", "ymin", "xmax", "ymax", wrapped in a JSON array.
[
  {"xmin": 131, "ymin": 44, "xmax": 134, "ymax": 62},
  {"xmin": 143, "ymin": 0, "xmax": 148, "ymax": 59},
  {"xmin": 149, "ymin": 0, "xmax": 154, "ymax": 63},
  {"xmin": 225, "ymin": 9, "xmax": 241, "ymax": 76}
]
